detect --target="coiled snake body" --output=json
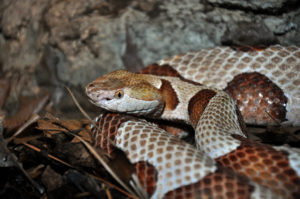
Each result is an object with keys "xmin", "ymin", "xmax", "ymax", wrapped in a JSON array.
[{"xmin": 86, "ymin": 45, "xmax": 300, "ymax": 199}]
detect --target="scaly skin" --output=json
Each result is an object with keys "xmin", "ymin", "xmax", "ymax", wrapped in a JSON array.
[
  {"xmin": 91, "ymin": 113, "xmax": 278, "ymax": 199},
  {"xmin": 86, "ymin": 45, "xmax": 300, "ymax": 198},
  {"xmin": 157, "ymin": 45, "xmax": 300, "ymax": 126}
]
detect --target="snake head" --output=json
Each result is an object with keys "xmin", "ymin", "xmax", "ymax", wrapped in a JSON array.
[{"xmin": 85, "ymin": 70, "xmax": 165, "ymax": 116}]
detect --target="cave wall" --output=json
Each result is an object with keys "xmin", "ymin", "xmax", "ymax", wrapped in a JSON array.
[{"xmin": 0, "ymin": 0, "xmax": 300, "ymax": 89}]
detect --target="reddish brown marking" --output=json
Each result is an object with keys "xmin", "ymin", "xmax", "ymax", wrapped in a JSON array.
[
  {"xmin": 217, "ymin": 138, "xmax": 300, "ymax": 198},
  {"xmin": 139, "ymin": 64, "xmax": 182, "ymax": 77},
  {"xmin": 159, "ymin": 79, "xmax": 179, "ymax": 110},
  {"xmin": 159, "ymin": 123, "xmax": 193, "ymax": 138},
  {"xmin": 144, "ymin": 119, "xmax": 194, "ymax": 138},
  {"xmin": 134, "ymin": 161, "xmax": 158, "ymax": 197},
  {"xmin": 139, "ymin": 64, "xmax": 202, "ymax": 86},
  {"xmin": 225, "ymin": 72, "xmax": 287, "ymax": 125},
  {"xmin": 165, "ymin": 167, "xmax": 253, "ymax": 199},
  {"xmin": 91, "ymin": 113, "xmax": 135, "ymax": 154},
  {"xmin": 232, "ymin": 46, "xmax": 266, "ymax": 52},
  {"xmin": 188, "ymin": 89, "xmax": 216, "ymax": 127}
]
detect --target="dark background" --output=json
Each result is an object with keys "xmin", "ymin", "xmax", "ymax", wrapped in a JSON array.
[{"xmin": 1, "ymin": 0, "xmax": 300, "ymax": 116}]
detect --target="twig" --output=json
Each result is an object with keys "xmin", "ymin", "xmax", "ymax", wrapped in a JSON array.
[
  {"xmin": 74, "ymin": 192, "xmax": 91, "ymax": 198},
  {"xmin": 65, "ymin": 87, "xmax": 93, "ymax": 121},
  {"xmin": 65, "ymin": 87, "xmax": 106, "ymax": 144},
  {"xmin": 65, "ymin": 87, "xmax": 118, "ymax": 156},
  {"xmin": 66, "ymin": 131, "xmax": 138, "ymax": 198},
  {"xmin": 23, "ymin": 142, "xmax": 73, "ymax": 168},
  {"xmin": 23, "ymin": 141, "xmax": 138, "ymax": 199},
  {"xmin": 106, "ymin": 188, "xmax": 113, "ymax": 199},
  {"xmin": 7, "ymin": 114, "xmax": 40, "ymax": 142}
]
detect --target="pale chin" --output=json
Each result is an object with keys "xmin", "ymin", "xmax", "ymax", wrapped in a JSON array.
[{"xmin": 88, "ymin": 99, "xmax": 106, "ymax": 109}]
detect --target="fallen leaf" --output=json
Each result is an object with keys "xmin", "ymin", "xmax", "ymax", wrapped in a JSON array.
[{"xmin": 4, "ymin": 92, "xmax": 50, "ymax": 132}]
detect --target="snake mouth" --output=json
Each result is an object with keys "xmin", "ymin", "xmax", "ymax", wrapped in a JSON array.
[
  {"xmin": 88, "ymin": 96, "xmax": 112, "ymax": 106},
  {"xmin": 88, "ymin": 99, "xmax": 108, "ymax": 110},
  {"xmin": 88, "ymin": 99, "xmax": 98, "ymax": 106}
]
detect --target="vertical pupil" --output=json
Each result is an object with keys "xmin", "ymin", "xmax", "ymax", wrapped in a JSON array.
[{"xmin": 118, "ymin": 92, "xmax": 121, "ymax": 98}]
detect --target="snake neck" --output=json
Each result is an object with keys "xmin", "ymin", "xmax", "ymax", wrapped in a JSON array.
[
  {"xmin": 146, "ymin": 75, "xmax": 218, "ymax": 128},
  {"xmin": 147, "ymin": 75, "xmax": 242, "ymax": 133}
]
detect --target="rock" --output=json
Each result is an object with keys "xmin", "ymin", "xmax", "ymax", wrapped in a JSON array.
[
  {"xmin": 0, "ymin": 0, "xmax": 299, "ymax": 90},
  {"xmin": 207, "ymin": 0, "xmax": 299, "ymax": 11}
]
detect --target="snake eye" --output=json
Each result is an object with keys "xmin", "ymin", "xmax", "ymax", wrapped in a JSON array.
[{"xmin": 114, "ymin": 90, "xmax": 124, "ymax": 99}]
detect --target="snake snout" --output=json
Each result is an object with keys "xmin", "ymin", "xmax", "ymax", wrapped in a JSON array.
[
  {"xmin": 85, "ymin": 86, "xmax": 114, "ymax": 106},
  {"xmin": 85, "ymin": 83, "xmax": 96, "ymax": 94},
  {"xmin": 85, "ymin": 84, "xmax": 92, "ymax": 96}
]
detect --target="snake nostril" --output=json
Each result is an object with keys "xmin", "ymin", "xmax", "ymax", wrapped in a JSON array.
[
  {"xmin": 95, "ymin": 94, "xmax": 111, "ymax": 101},
  {"xmin": 88, "ymin": 83, "xmax": 94, "ymax": 88},
  {"xmin": 86, "ymin": 84, "xmax": 94, "ymax": 93}
]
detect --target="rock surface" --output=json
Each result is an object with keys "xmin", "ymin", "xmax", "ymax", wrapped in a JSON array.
[
  {"xmin": 0, "ymin": 0, "xmax": 299, "ymax": 89},
  {"xmin": 207, "ymin": 0, "xmax": 299, "ymax": 11}
]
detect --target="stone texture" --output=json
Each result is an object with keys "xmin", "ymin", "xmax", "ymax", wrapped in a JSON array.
[
  {"xmin": 0, "ymin": 0, "xmax": 299, "ymax": 91},
  {"xmin": 207, "ymin": 0, "xmax": 299, "ymax": 11}
]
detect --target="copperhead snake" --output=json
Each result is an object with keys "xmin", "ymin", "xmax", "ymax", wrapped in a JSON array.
[{"xmin": 85, "ymin": 45, "xmax": 300, "ymax": 199}]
